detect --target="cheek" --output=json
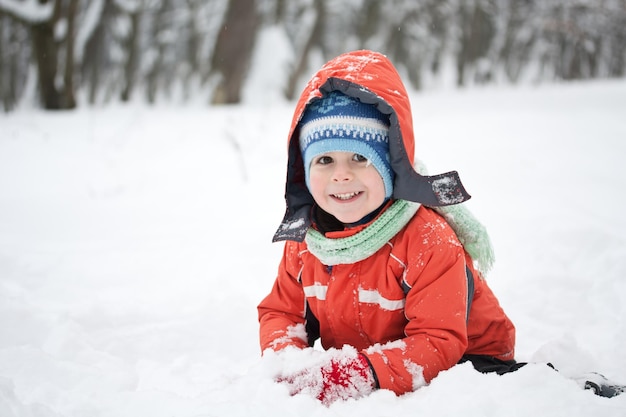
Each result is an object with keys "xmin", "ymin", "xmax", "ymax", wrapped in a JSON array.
[
  {"xmin": 308, "ymin": 170, "xmax": 327, "ymax": 196},
  {"xmin": 365, "ymin": 171, "xmax": 386, "ymax": 196}
]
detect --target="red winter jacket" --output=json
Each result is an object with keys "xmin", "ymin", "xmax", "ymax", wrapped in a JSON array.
[{"xmin": 258, "ymin": 50, "xmax": 515, "ymax": 396}]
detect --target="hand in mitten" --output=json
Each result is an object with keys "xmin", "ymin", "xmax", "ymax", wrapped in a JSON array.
[
  {"xmin": 317, "ymin": 353, "xmax": 377, "ymax": 404},
  {"xmin": 278, "ymin": 352, "xmax": 376, "ymax": 405}
]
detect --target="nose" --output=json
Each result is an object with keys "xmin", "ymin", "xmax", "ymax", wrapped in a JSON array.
[{"xmin": 331, "ymin": 159, "xmax": 353, "ymax": 183}]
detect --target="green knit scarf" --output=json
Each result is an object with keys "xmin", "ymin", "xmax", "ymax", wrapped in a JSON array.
[
  {"xmin": 304, "ymin": 197, "xmax": 496, "ymax": 274},
  {"xmin": 305, "ymin": 199, "xmax": 420, "ymax": 265},
  {"xmin": 412, "ymin": 158, "xmax": 495, "ymax": 274}
]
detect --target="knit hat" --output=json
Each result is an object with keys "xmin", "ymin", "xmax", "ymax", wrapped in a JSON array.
[{"xmin": 299, "ymin": 91, "xmax": 394, "ymax": 198}]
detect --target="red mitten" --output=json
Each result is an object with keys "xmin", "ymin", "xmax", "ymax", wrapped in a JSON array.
[
  {"xmin": 317, "ymin": 353, "xmax": 376, "ymax": 405},
  {"xmin": 277, "ymin": 352, "xmax": 376, "ymax": 405}
]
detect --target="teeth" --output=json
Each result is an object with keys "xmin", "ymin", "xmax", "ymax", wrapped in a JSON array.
[{"xmin": 333, "ymin": 192, "xmax": 359, "ymax": 200}]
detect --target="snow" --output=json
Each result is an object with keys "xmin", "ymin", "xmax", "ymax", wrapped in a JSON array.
[
  {"xmin": 0, "ymin": 0, "xmax": 52, "ymax": 23},
  {"xmin": 243, "ymin": 26, "xmax": 293, "ymax": 106},
  {"xmin": 1, "ymin": 79, "xmax": 626, "ymax": 416}
]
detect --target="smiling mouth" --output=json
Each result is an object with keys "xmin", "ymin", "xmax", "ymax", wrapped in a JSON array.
[{"xmin": 332, "ymin": 191, "xmax": 362, "ymax": 200}]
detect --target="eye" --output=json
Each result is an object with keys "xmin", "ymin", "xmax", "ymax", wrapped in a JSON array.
[
  {"xmin": 353, "ymin": 154, "xmax": 368, "ymax": 163},
  {"xmin": 315, "ymin": 155, "xmax": 333, "ymax": 165}
]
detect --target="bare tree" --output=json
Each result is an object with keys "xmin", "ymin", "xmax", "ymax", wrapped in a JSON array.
[
  {"xmin": 26, "ymin": 0, "xmax": 80, "ymax": 109},
  {"xmin": 0, "ymin": 10, "xmax": 29, "ymax": 111},
  {"xmin": 113, "ymin": 1, "xmax": 141, "ymax": 103},
  {"xmin": 145, "ymin": 0, "xmax": 170, "ymax": 103},
  {"xmin": 283, "ymin": 0, "xmax": 326, "ymax": 100},
  {"xmin": 455, "ymin": 0, "xmax": 496, "ymax": 86},
  {"xmin": 497, "ymin": 0, "xmax": 536, "ymax": 83},
  {"xmin": 28, "ymin": 1, "xmax": 74, "ymax": 109},
  {"xmin": 2, "ymin": 0, "xmax": 626, "ymax": 111},
  {"xmin": 210, "ymin": 0, "xmax": 259, "ymax": 104},
  {"xmin": 79, "ymin": 1, "xmax": 113, "ymax": 104},
  {"xmin": 0, "ymin": 0, "xmax": 98, "ymax": 109}
]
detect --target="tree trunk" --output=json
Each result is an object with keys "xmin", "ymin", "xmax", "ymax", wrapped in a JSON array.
[
  {"xmin": 284, "ymin": 0, "xmax": 325, "ymax": 100},
  {"xmin": 62, "ymin": 0, "xmax": 79, "ymax": 108},
  {"xmin": 0, "ymin": 12, "xmax": 9, "ymax": 112},
  {"xmin": 146, "ymin": 0, "xmax": 171, "ymax": 104},
  {"xmin": 120, "ymin": 9, "xmax": 140, "ymax": 102},
  {"xmin": 31, "ymin": 1, "xmax": 62, "ymax": 109},
  {"xmin": 83, "ymin": 2, "xmax": 110, "ymax": 104},
  {"xmin": 456, "ymin": 1, "xmax": 495, "ymax": 86},
  {"xmin": 456, "ymin": 1, "xmax": 469, "ymax": 87},
  {"xmin": 210, "ymin": 0, "xmax": 259, "ymax": 104}
]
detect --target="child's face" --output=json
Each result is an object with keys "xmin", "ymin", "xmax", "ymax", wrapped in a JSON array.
[{"xmin": 308, "ymin": 151, "xmax": 387, "ymax": 224}]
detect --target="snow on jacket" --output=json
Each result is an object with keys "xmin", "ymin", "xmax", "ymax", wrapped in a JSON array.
[{"xmin": 258, "ymin": 50, "xmax": 516, "ymax": 396}]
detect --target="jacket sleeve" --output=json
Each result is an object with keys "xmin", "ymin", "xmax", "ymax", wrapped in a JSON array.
[
  {"xmin": 362, "ymin": 234, "xmax": 470, "ymax": 395},
  {"xmin": 258, "ymin": 241, "xmax": 310, "ymax": 352}
]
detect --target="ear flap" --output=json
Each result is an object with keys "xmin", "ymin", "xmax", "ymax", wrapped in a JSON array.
[
  {"xmin": 393, "ymin": 169, "xmax": 471, "ymax": 206},
  {"xmin": 273, "ymin": 205, "xmax": 311, "ymax": 242},
  {"xmin": 273, "ymin": 131, "xmax": 313, "ymax": 242}
]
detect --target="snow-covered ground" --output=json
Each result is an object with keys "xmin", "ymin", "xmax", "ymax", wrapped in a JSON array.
[{"xmin": 1, "ymin": 80, "xmax": 625, "ymax": 416}]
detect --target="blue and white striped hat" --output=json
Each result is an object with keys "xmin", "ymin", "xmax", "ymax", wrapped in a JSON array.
[{"xmin": 299, "ymin": 91, "xmax": 393, "ymax": 198}]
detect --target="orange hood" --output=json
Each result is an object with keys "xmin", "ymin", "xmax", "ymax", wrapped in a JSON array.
[{"xmin": 273, "ymin": 50, "xmax": 470, "ymax": 242}]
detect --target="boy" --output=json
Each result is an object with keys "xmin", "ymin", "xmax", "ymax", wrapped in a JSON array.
[{"xmin": 257, "ymin": 50, "xmax": 622, "ymax": 404}]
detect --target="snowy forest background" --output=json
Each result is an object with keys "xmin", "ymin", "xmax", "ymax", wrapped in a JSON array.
[
  {"xmin": 1, "ymin": 0, "xmax": 626, "ymax": 112},
  {"xmin": 2, "ymin": 1, "xmax": 626, "ymax": 416}
]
